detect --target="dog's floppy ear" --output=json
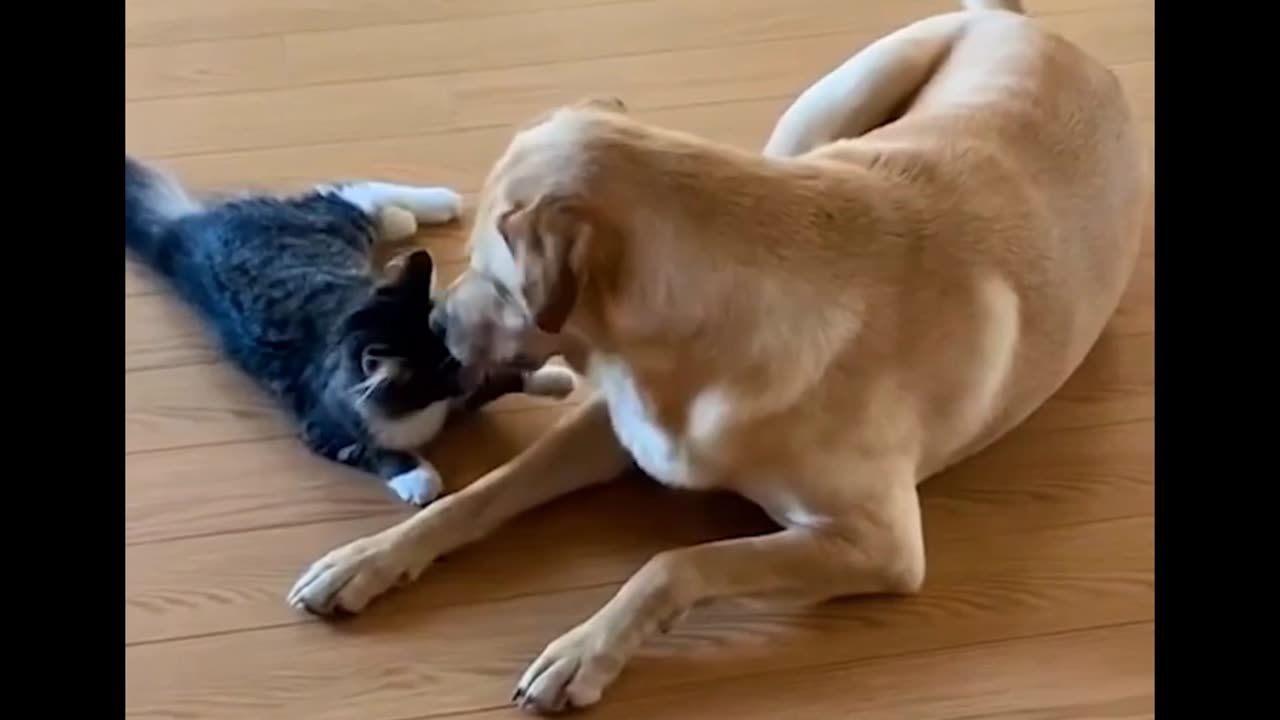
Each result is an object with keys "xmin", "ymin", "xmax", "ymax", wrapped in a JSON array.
[{"xmin": 499, "ymin": 196, "xmax": 608, "ymax": 333}]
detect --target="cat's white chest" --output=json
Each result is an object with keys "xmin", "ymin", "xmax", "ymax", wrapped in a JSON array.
[{"xmin": 588, "ymin": 355, "xmax": 697, "ymax": 488}]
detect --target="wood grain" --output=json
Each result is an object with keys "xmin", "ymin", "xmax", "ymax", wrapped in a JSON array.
[
  {"xmin": 127, "ymin": 422, "xmax": 1150, "ymax": 642},
  {"xmin": 125, "ymin": 3, "xmax": 1150, "ymax": 157},
  {"xmin": 127, "ymin": 515, "xmax": 1150, "ymax": 719},
  {"xmin": 125, "ymin": 37, "xmax": 287, "ymax": 100},
  {"xmin": 124, "ymin": 1, "xmax": 1155, "ymax": 718},
  {"xmin": 125, "ymin": 0, "xmax": 640, "ymax": 47},
  {"xmin": 455, "ymin": 623, "xmax": 1154, "ymax": 720}
]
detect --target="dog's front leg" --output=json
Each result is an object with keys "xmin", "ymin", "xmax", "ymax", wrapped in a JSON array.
[
  {"xmin": 513, "ymin": 480, "xmax": 925, "ymax": 714},
  {"xmin": 289, "ymin": 395, "xmax": 627, "ymax": 615}
]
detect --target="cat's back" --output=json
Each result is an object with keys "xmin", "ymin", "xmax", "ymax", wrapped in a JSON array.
[{"xmin": 172, "ymin": 192, "xmax": 377, "ymax": 369}]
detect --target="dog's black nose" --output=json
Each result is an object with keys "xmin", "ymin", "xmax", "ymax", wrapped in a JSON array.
[{"xmin": 428, "ymin": 307, "xmax": 447, "ymax": 338}]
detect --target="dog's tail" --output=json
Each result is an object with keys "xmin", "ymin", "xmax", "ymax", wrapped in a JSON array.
[
  {"xmin": 962, "ymin": 0, "xmax": 1025, "ymax": 12},
  {"xmin": 125, "ymin": 156, "xmax": 203, "ymax": 280}
]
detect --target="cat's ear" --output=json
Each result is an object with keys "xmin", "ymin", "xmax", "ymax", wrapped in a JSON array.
[{"xmin": 385, "ymin": 249, "xmax": 437, "ymax": 295}]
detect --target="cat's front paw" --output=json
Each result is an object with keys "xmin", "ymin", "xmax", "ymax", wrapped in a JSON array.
[{"xmin": 386, "ymin": 464, "xmax": 444, "ymax": 507}]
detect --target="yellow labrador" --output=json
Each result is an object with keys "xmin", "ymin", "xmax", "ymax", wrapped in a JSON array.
[{"xmin": 289, "ymin": 0, "xmax": 1148, "ymax": 712}]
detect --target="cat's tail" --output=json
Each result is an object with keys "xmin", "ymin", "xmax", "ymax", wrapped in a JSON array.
[{"xmin": 125, "ymin": 156, "xmax": 202, "ymax": 279}]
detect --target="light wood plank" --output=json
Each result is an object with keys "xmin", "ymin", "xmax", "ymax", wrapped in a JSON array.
[
  {"xmin": 125, "ymin": 293, "xmax": 220, "ymax": 371},
  {"xmin": 125, "ymin": 37, "xmax": 287, "ymax": 100},
  {"xmin": 455, "ymin": 623, "xmax": 1154, "ymax": 720},
  {"xmin": 127, "ymin": 444, "xmax": 1150, "ymax": 644},
  {"xmin": 126, "ymin": 362, "xmax": 292, "ymax": 453},
  {"xmin": 125, "ymin": 260, "xmax": 160, "ymax": 297},
  {"xmin": 125, "ymin": 0, "xmax": 637, "ymax": 47},
  {"xmin": 124, "ymin": 1, "xmax": 1155, "ymax": 717},
  {"xmin": 126, "ymin": 396, "xmax": 1149, "ymax": 547},
  {"xmin": 125, "ymin": 4, "xmax": 1152, "ymax": 158},
  {"xmin": 126, "ymin": 0, "xmax": 1146, "ymax": 92},
  {"xmin": 280, "ymin": 0, "xmax": 976, "ymax": 88},
  {"xmin": 127, "ymin": 399, "xmax": 1152, "ymax": 550},
  {"xmin": 128, "ymin": 98, "xmax": 791, "ymax": 208},
  {"xmin": 123, "ymin": 81, "xmax": 1149, "ymax": 303},
  {"xmin": 125, "ymin": 516, "xmax": 1151, "ymax": 718},
  {"xmin": 124, "ymin": 64, "xmax": 1152, "ymax": 204},
  {"xmin": 125, "ymin": 400, "xmax": 590, "ymax": 545}
]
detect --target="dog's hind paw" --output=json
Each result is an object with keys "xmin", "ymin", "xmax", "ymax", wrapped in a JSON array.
[{"xmin": 514, "ymin": 622, "xmax": 621, "ymax": 714}]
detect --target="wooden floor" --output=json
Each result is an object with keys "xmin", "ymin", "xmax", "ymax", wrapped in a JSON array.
[{"xmin": 125, "ymin": 1, "xmax": 1155, "ymax": 718}]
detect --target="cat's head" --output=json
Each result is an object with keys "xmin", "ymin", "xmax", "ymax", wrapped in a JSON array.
[{"xmin": 338, "ymin": 249, "xmax": 464, "ymax": 420}]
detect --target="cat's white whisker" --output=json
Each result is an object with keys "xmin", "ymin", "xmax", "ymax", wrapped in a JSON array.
[{"xmin": 350, "ymin": 367, "xmax": 393, "ymax": 403}]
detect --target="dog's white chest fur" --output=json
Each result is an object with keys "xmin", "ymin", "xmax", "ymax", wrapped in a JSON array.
[{"xmin": 589, "ymin": 355, "xmax": 726, "ymax": 489}]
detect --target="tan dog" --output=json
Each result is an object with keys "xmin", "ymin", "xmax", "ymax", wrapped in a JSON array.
[{"xmin": 289, "ymin": 0, "xmax": 1147, "ymax": 712}]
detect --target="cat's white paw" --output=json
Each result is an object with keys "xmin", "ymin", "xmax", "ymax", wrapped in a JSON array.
[
  {"xmin": 323, "ymin": 182, "xmax": 462, "ymax": 229},
  {"xmin": 376, "ymin": 206, "xmax": 419, "ymax": 241},
  {"xmin": 386, "ymin": 465, "xmax": 443, "ymax": 507},
  {"xmin": 407, "ymin": 188, "xmax": 463, "ymax": 224}
]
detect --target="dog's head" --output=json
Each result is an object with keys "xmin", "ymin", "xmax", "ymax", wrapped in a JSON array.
[{"xmin": 431, "ymin": 97, "xmax": 628, "ymax": 371}]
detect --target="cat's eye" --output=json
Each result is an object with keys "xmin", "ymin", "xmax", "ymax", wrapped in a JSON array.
[{"xmin": 361, "ymin": 344, "xmax": 392, "ymax": 377}]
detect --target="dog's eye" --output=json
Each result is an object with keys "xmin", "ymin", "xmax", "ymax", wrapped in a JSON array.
[{"xmin": 497, "ymin": 205, "xmax": 526, "ymax": 253}]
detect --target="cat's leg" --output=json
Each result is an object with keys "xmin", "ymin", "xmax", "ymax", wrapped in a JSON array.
[
  {"xmin": 300, "ymin": 412, "xmax": 444, "ymax": 507},
  {"xmin": 369, "ymin": 449, "xmax": 445, "ymax": 508},
  {"xmin": 319, "ymin": 182, "xmax": 463, "ymax": 240}
]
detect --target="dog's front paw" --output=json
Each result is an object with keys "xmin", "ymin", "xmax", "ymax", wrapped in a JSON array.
[
  {"xmin": 514, "ymin": 623, "xmax": 624, "ymax": 714},
  {"xmin": 287, "ymin": 533, "xmax": 416, "ymax": 616},
  {"xmin": 524, "ymin": 366, "xmax": 576, "ymax": 399}
]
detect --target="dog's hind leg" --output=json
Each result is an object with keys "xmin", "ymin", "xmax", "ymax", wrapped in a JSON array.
[
  {"xmin": 763, "ymin": 12, "xmax": 969, "ymax": 157},
  {"xmin": 513, "ymin": 463, "xmax": 926, "ymax": 713}
]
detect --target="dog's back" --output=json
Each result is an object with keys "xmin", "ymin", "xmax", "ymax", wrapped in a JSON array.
[{"xmin": 792, "ymin": 2, "xmax": 1146, "ymax": 474}]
